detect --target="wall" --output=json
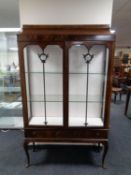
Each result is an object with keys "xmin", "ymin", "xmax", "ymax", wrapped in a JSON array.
[
  {"xmin": 0, "ymin": 0, "xmax": 20, "ymax": 27},
  {"xmin": 20, "ymin": 0, "xmax": 113, "ymax": 26}
]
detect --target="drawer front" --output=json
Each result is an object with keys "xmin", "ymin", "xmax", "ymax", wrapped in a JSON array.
[{"xmin": 26, "ymin": 129, "xmax": 108, "ymax": 139}]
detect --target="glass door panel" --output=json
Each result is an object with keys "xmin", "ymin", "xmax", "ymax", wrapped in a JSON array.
[
  {"xmin": 69, "ymin": 44, "xmax": 109, "ymax": 127},
  {"xmin": 24, "ymin": 45, "xmax": 63, "ymax": 126},
  {"xmin": 0, "ymin": 31, "xmax": 22, "ymax": 128}
]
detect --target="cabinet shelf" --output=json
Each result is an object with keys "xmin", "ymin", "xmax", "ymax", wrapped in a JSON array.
[
  {"xmin": 25, "ymin": 72, "xmax": 62, "ymax": 74},
  {"xmin": 69, "ymin": 72, "xmax": 105, "ymax": 75},
  {"xmin": 25, "ymin": 72, "xmax": 105, "ymax": 75},
  {"xmin": 27, "ymin": 95, "xmax": 104, "ymax": 103},
  {"xmin": 27, "ymin": 95, "xmax": 62, "ymax": 102},
  {"xmin": 69, "ymin": 95, "xmax": 104, "ymax": 103},
  {"xmin": 29, "ymin": 116, "xmax": 63, "ymax": 126},
  {"xmin": 69, "ymin": 117, "xmax": 103, "ymax": 127},
  {"xmin": 29, "ymin": 116, "xmax": 103, "ymax": 127}
]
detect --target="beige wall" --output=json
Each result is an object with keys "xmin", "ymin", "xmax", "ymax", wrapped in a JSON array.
[{"xmin": 19, "ymin": 0, "xmax": 113, "ymax": 26}]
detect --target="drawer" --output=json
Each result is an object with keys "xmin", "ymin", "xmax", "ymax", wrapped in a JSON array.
[{"xmin": 26, "ymin": 129, "xmax": 108, "ymax": 139}]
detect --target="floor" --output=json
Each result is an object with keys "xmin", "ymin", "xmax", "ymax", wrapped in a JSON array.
[{"xmin": 0, "ymin": 97, "xmax": 131, "ymax": 175}]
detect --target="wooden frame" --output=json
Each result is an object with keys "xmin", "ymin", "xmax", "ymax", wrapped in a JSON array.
[{"xmin": 17, "ymin": 25, "xmax": 115, "ymax": 168}]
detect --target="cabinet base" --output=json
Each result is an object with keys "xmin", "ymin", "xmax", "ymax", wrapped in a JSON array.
[{"xmin": 23, "ymin": 139, "xmax": 108, "ymax": 168}]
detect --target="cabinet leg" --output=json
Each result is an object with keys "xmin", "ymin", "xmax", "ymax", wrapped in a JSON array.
[
  {"xmin": 23, "ymin": 140, "xmax": 30, "ymax": 168},
  {"xmin": 98, "ymin": 143, "xmax": 100, "ymax": 148},
  {"xmin": 33, "ymin": 142, "xmax": 36, "ymax": 152},
  {"xmin": 114, "ymin": 93, "xmax": 117, "ymax": 103},
  {"xmin": 119, "ymin": 92, "xmax": 122, "ymax": 101},
  {"xmin": 124, "ymin": 91, "xmax": 130, "ymax": 116},
  {"xmin": 97, "ymin": 143, "xmax": 101, "ymax": 152},
  {"xmin": 102, "ymin": 142, "xmax": 108, "ymax": 168}
]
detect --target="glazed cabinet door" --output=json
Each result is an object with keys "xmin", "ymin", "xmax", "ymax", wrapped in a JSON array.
[
  {"xmin": 68, "ymin": 43, "xmax": 109, "ymax": 127},
  {"xmin": 23, "ymin": 44, "xmax": 63, "ymax": 126}
]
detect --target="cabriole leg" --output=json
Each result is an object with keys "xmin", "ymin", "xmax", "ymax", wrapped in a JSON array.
[
  {"xmin": 23, "ymin": 140, "xmax": 30, "ymax": 168},
  {"xmin": 102, "ymin": 142, "xmax": 108, "ymax": 168},
  {"xmin": 33, "ymin": 142, "xmax": 36, "ymax": 152}
]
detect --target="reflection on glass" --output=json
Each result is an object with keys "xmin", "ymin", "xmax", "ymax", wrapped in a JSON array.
[
  {"xmin": 69, "ymin": 45, "xmax": 108, "ymax": 127},
  {"xmin": 24, "ymin": 45, "xmax": 63, "ymax": 126},
  {"xmin": 0, "ymin": 31, "xmax": 23, "ymax": 128}
]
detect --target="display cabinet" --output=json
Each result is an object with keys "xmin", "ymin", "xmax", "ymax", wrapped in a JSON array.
[{"xmin": 18, "ymin": 25, "xmax": 115, "ymax": 167}]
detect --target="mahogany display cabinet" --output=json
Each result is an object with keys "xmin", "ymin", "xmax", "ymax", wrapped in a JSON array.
[{"xmin": 17, "ymin": 25, "xmax": 115, "ymax": 167}]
